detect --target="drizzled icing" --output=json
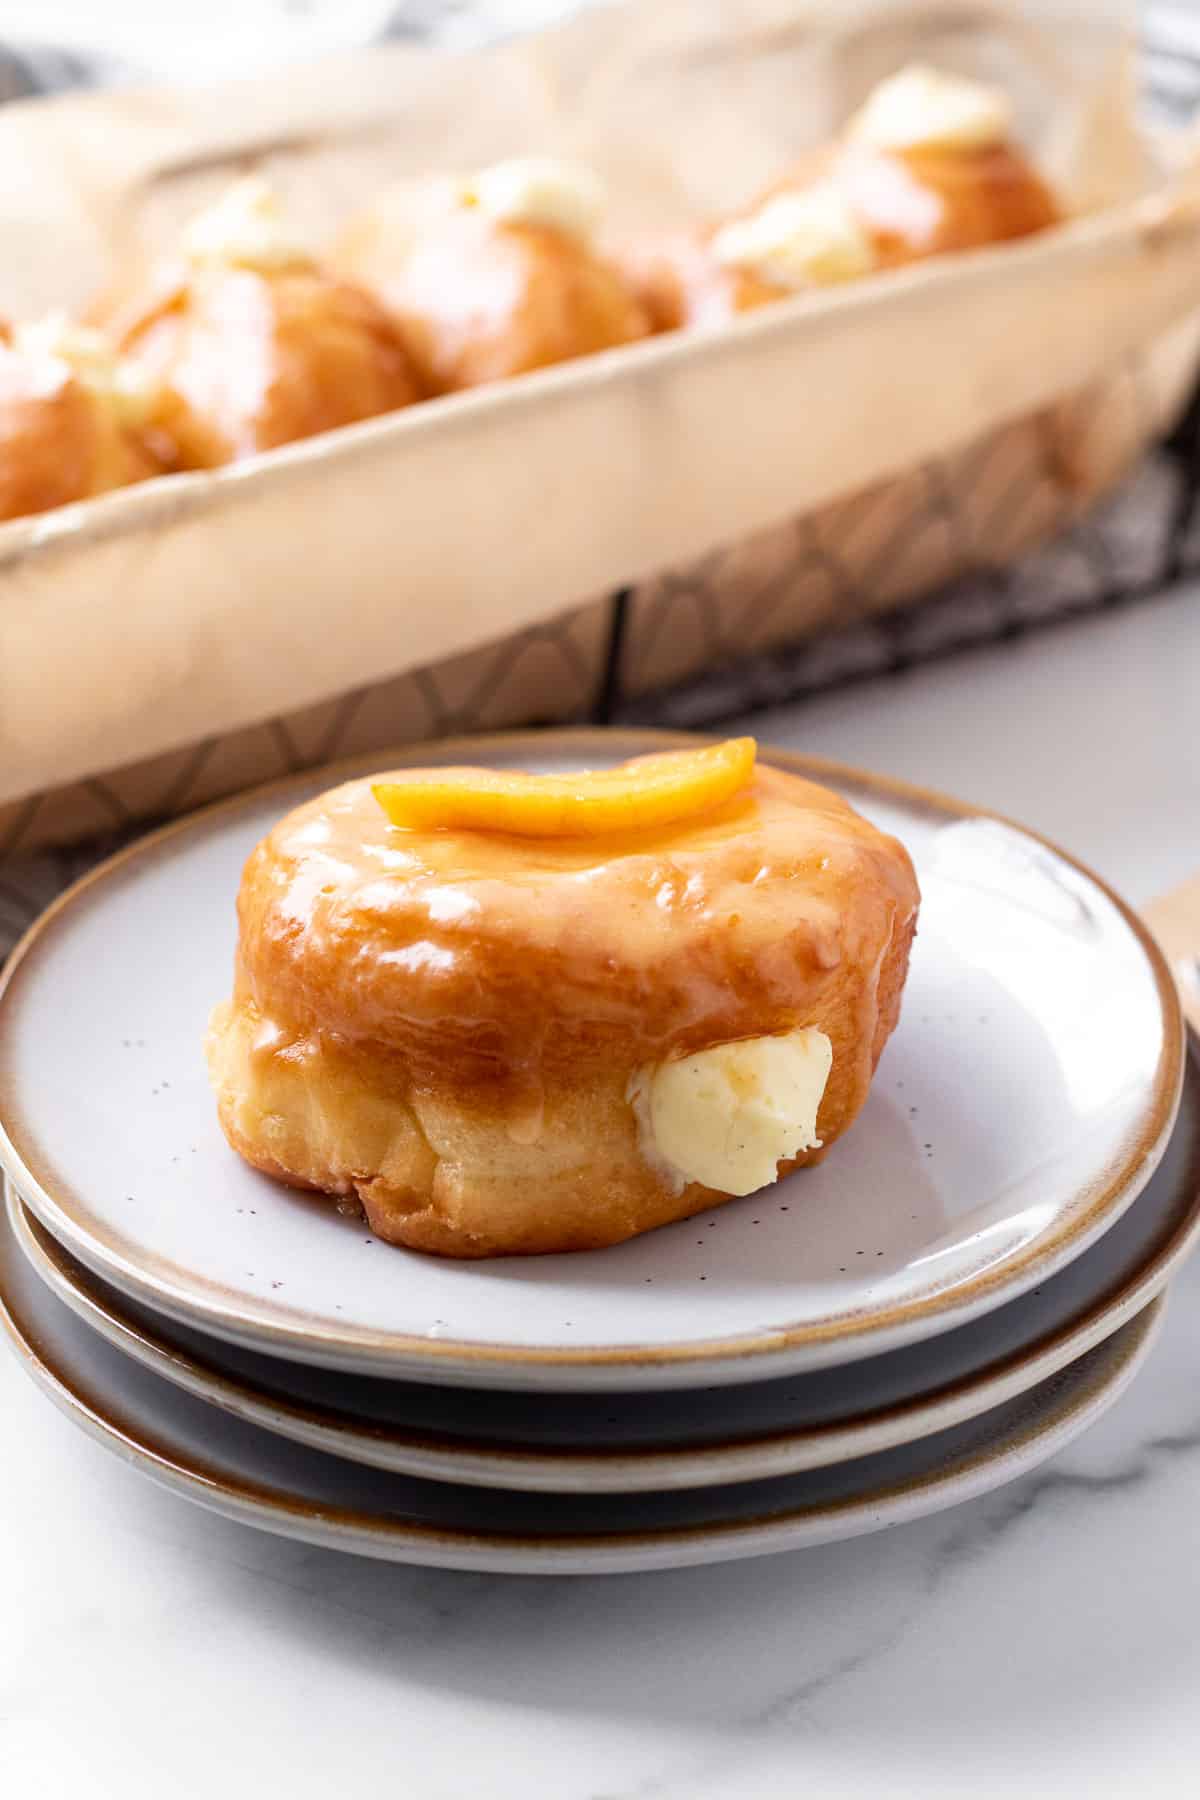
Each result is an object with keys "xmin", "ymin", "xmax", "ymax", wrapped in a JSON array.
[{"xmin": 230, "ymin": 765, "xmax": 919, "ymax": 1108}]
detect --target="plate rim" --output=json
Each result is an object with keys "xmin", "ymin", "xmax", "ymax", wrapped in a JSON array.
[
  {"xmin": 0, "ymin": 1217, "xmax": 1166, "ymax": 1574},
  {"xmin": 0, "ymin": 727, "xmax": 1185, "ymax": 1388},
  {"xmin": 8, "ymin": 1036, "xmax": 1198, "ymax": 1492}
]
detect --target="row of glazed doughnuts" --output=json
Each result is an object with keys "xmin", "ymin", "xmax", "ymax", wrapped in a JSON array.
[{"xmin": 0, "ymin": 64, "xmax": 1059, "ymax": 524}]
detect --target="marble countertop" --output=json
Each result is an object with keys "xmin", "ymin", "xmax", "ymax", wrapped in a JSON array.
[{"xmin": 3, "ymin": 585, "xmax": 1199, "ymax": 1800}]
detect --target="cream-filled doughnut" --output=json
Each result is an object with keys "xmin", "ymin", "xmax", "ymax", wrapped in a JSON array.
[
  {"xmin": 115, "ymin": 178, "xmax": 423, "ymax": 468},
  {"xmin": 207, "ymin": 743, "xmax": 919, "ymax": 1258},
  {"xmin": 630, "ymin": 64, "xmax": 1059, "ymax": 331},
  {"xmin": 335, "ymin": 158, "xmax": 651, "ymax": 393},
  {"xmin": 0, "ymin": 315, "xmax": 164, "ymax": 519}
]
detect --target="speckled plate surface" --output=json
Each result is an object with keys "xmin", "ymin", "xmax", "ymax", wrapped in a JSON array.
[
  {"xmin": 8, "ymin": 1044, "xmax": 1197, "ymax": 1490},
  {"xmin": 0, "ymin": 731, "xmax": 1184, "ymax": 1390},
  {"xmin": 0, "ymin": 1197, "xmax": 1166, "ymax": 1574}
]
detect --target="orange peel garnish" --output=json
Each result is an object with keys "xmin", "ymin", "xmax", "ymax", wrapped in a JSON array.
[{"xmin": 372, "ymin": 738, "xmax": 757, "ymax": 838}]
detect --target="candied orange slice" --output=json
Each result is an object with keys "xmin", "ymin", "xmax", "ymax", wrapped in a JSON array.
[{"xmin": 372, "ymin": 737, "xmax": 757, "ymax": 838}]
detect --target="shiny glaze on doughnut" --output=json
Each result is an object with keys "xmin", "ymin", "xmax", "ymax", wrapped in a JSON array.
[
  {"xmin": 626, "ymin": 233, "xmax": 782, "ymax": 332},
  {"xmin": 637, "ymin": 140, "xmax": 1059, "ymax": 329},
  {"xmin": 831, "ymin": 141, "xmax": 1060, "ymax": 265},
  {"xmin": 118, "ymin": 264, "xmax": 422, "ymax": 468},
  {"xmin": 0, "ymin": 332, "xmax": 161, "ymax": 518},
  {"xmin": 230, "ymin": 763, "xmax": 919, "ymax": 1113},
  {"xmin": 337, "ymin": 202, "xmax": 650, "ymax": 392}
]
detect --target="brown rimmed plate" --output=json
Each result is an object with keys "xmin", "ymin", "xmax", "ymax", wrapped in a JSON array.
[
  {"xmin": 7, "ymin": 1040, "xmax": 1197, "ymax": 1490},
  {"xmin": 0, "ymin": 731, "xmax": 1184, "ymax": 1390},
  {"xmin": 0, "ymin": 1193, "xmax": 1167, "ymax": 1574}
]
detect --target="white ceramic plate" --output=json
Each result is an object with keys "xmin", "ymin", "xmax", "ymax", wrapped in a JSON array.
[
  {"xmin": 9, "ymin": 1046, "xmax": 1198, "ymax": 1491},
  {"xmin": 0, "ymin": 731, "xmax": 1183, "ymax": 1390},
  {"xmin": 0, "ymin": 1198, "xmax": 1166, "ymax": 1574}
]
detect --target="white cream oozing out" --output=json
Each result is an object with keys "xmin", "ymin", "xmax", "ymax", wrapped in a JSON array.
[
  {"xmin": 630, "ymin": 1028, "xmax": 833, "ymax": 1198},
  {"xmin": 13, "ymin": 313, "xmax": 158, "ymax": 425},
  {"xmin": 462, "ymin": 157, "xmax": 604, "ymax": 241},
  {"xmin": 182, "ymin": 176, "xmax": 314, "ymax": 272},
  {"xmin": 711, "ymin": 185, "xmax": 876, "ymax": 288},
  {"xmin": 846, "ymin": 63, "xmax": 1014, "ymax": 155}
]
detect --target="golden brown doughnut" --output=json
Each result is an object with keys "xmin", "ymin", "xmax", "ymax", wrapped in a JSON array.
[
  {"xmin": 0, "ymin": 320, "xmax": 163, "ymax": 522},
  {"xmin": 805, "ymin": 141, "xmax": 1059, "ymax": 268},
  {"xmin": 624, "ymin": 233, "xmax": 782, "ymax": 333},
  {"xmin": 107, "ymin": 180, "xmax": 422, "ymax": 469},
  {"xmin": 632, "ymin": 68, "xmax": 1060, "ymax": 331},
  {"xmin": 764, "ymin": 63, "xmax": 1060, "ymax": 269},
  {"xmin": 116, "ymin": 264, "xmax": 422, "ymax": 469},
  {"xmin": 336, "ymin": 170, "xmax": 650, "ymax": 393},
  {"xmin": 206, "ymin": 753, "xmax": 919, "ymax": 1258}
]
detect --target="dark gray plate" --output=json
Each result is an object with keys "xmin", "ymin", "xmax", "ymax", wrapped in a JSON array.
[{"xmin": 0, "ymin": 1195, "xmax": 1166, "ymax": 1573}]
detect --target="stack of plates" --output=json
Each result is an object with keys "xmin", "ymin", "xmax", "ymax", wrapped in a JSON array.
[{"xmin": 0, "ymin": 732, "xmax": 1193, "ymax": 1575}]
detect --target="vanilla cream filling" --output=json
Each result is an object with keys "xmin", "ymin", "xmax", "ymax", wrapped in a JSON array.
[
  {"xmin": 183, "ymin": 176, "xmax": 314, "ymax": 272},
  {"xmin": 14, "ymin": 313, "xmax": 158, "ymax": 425},
  {"xmin": 711, "ymin": 185, "xmax": 876, "ymax": 288},
  {"xmin": 847, "ymin": 63, "xmax": 1013, "ymax": 154},
  {"xmin": 631, "ymin": 1028, "xmax": 833, "ymax": 1198},
  {"xmin": 462, "ymin": 156, "xmax": 604, "ymax": 240}
]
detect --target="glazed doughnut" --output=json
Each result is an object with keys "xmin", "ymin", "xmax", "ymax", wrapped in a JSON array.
[
  {"xmin": 827, "ymin": 139, "xmax": 1059, "ymax": 267},
  {"xmin": 624, "ymin": 233, "xmax": 783, "ymax": 334},
  {"xmin": 824, "ymin": 63, "xmax": 1059, "ymax": 263},
  {"xmin": 0, "ymin": 316, "xmax": 163, "ymax": 521},
  {"xmin": 335, "ymin": 158, "xmax": 650, "ymax": 392},
  {"xmin": 116, "ymin": 180, "xmax": 422, "ymax": 468},
  {"xmin": 632, "ymin": 64, "xmax": 1059, "ymax": 330},
  {"xmin": 206, "ymin": 743, "xmax": 919, "ymax": 1258}
]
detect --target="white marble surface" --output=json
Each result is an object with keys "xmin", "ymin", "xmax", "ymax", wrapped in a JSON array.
[{"xmin": 3, "ymin": 584, "xmax": 1200, "ymax": 1799}]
